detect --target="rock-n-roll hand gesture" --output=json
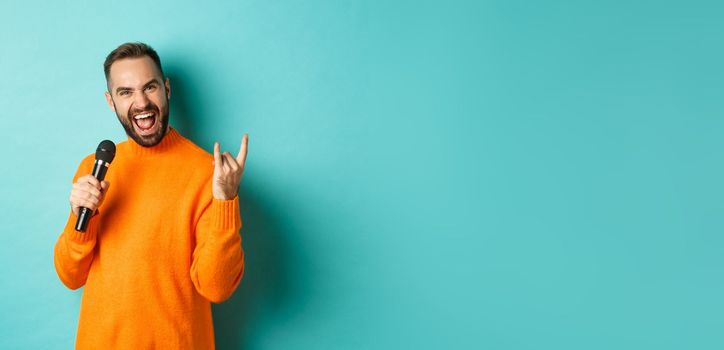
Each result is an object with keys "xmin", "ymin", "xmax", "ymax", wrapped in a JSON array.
[{"xmin": 212, "ymin": 134, "xmax": 249, "ymax": 200}]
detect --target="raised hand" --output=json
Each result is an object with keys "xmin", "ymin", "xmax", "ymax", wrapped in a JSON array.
[{"xmin": 212, "ymin": 134, "xmax": 249, "ymax": 200}]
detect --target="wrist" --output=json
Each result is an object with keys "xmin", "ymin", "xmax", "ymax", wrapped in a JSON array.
[{"xmin": 213, "ymin": 194, "xmax": 238, "ymax": 201}]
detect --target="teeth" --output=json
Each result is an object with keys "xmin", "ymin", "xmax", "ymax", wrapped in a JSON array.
[{"xmin": 134, "ymin": 113, "xmax": 154, "ymax": 120}]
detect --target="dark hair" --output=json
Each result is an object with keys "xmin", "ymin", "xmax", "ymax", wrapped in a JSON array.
[{"xmin": 103, "ymin": 42, "xmax": 165, "ymax": 82}]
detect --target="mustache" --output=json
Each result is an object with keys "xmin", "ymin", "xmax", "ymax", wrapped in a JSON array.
[{"xmin": 128, "ymin": 104, "xmax": 159, "ymax": 117}]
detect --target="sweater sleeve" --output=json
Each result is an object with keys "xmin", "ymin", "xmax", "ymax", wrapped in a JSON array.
[
  {"xmin": 190, "ymin": 195, "xmax": 245, "ymax": 303},
  {"xmin": 53, "ymin": 156, "xmax": 99, "ymax": 290}
]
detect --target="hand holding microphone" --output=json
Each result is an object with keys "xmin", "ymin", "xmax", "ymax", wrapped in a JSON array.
[
  {"xmin": 70, "ymin": 175, "xmax": 110, "ymax": 217},
  {"xmin": 71, "ymin": 140, "xmax": 115, "ymax": 232}
]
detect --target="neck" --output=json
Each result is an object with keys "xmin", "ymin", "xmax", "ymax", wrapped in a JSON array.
[{"xmin": 126, "ymin": 126, "xmax": 182, "ymax": 157}]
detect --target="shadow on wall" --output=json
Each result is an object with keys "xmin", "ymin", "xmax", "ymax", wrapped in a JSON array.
[
  {"xmin": 214, "ymin": 188, "xmax": 301, "ymax": 349},
  {"xmin": 165, "ymin": 63, "xmax": 202, "ymax": 143},
  {"xmin": 165, "ymin": 63, "xmax": 310, "ymax": 349}
]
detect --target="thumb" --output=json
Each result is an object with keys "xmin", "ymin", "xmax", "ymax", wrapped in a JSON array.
[{"xmin": 101, "ymin": 180, "xmax": 110, "ymax": 192}]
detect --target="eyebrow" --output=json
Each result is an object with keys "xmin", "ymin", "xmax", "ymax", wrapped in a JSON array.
[{"xmin": 115, "ymin": 78, "xmax": 160, "ymax": 94}]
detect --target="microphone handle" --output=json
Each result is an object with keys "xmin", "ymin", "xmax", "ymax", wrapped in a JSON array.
[{"xmin": 74, "ymin": 160, "xmax": 110, "ymax": 232}]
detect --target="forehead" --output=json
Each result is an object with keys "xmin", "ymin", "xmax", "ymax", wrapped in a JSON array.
[{"xmin": 108, "ymin": 56, "xmax": 163, "ymax": 89}]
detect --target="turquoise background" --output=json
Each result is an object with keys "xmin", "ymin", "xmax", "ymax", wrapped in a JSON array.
[{"xmin": 1, "ymin": 0, "xmax": 723, "ymax": 349}]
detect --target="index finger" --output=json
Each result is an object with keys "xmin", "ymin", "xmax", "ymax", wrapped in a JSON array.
[
  {"xmin": 79, "ymin": 175, "xmax": 100, "ymax": 188},
  {"xmin": 236, "ymin": 133, "xmax": 248, "ymax": 166}
]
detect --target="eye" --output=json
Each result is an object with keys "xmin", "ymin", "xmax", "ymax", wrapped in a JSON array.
[
  {"xmin": 145, "ymin": 85, "xmax": 157, "ymax": 92},
  {"xmin": 119, "ymin": 90, "xmax": 130, "ymax": 96}
]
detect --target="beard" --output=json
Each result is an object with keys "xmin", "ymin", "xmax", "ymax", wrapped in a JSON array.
[{"xmin": 114, "ymin": 98, "xmax": 170, "ymax": 147}]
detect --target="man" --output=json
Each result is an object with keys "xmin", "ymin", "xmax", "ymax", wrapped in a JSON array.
[{"xmin": 53, "ymin": 42, "xmax": 248, "ymax": 349}]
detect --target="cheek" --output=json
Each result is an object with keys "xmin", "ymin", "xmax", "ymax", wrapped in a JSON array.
[
  {"xmin": 152, "ymin": 94, "xmax": 168, "ymax": 110},
  {"xmin": 119, "ymin": 102, "xmax": 131, "ymax": 115}
]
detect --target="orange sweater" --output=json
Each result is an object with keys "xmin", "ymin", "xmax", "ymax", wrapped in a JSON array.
[{"xmin": 53, "ymin": 127, "xmax": 244, "ymax": 349}]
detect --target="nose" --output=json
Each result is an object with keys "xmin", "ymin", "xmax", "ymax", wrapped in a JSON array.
[{"xmin": 133, "ymin": 90, "xmax": 151, "ymax": 110}]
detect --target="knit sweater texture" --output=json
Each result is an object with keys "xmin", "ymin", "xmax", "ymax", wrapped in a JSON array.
[{"xmin": 53, "ymin": 127, "xmax": 244, "ymax": 349}]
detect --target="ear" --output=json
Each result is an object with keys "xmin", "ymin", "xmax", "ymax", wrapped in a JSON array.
[
  {"xmin": 165, "ymin": 77, "xmax": 171, "ymax": 100},
  {"xmin": 104, "ymin": 91, "xmax": 115, "ymax": 111}
]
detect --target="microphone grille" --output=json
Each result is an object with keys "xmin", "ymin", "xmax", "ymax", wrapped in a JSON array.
[{"xmin": 96, "ymin": 140, "xmax": 116, "ymax": 163}]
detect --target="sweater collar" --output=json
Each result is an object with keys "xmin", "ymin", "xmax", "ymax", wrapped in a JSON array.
[{"xmin": 126, "ymin": 126, "xmax": 183, "ymax": 157}]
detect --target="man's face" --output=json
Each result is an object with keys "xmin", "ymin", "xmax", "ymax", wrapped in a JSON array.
[{"xmin": 104, "ymin": 56, "xmax": 171, "ymax": 147}]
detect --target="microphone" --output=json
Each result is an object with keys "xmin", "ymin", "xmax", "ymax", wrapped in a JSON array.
[{"xmin": 75, "ymin": 140, "xmax": 116, "ymax": 232}]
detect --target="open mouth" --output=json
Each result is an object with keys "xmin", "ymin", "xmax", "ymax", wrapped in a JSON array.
[{"xmin": 132, "ymin": 111, "xmax": 158, "ymax": 136}]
